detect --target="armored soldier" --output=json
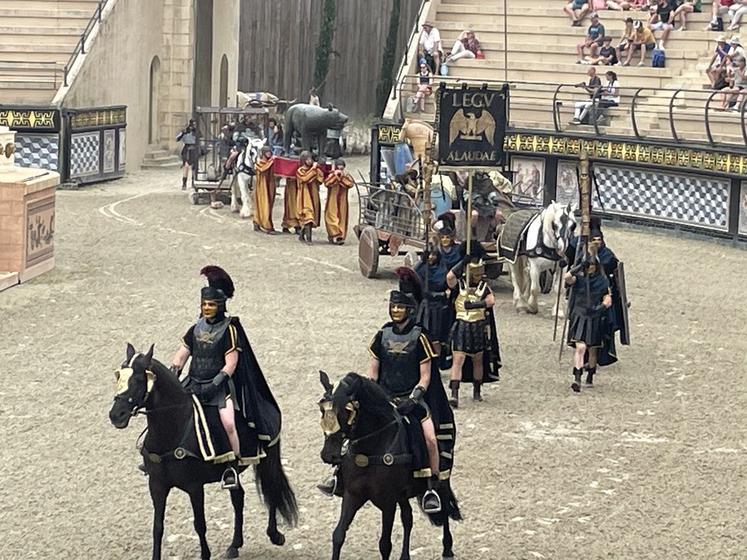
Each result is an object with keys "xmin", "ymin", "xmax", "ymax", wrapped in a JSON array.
[
  {"xmin": 446, "ymin": 255, "xmax": 497, "ymax": 407},
  {"xmin": 565, "ymin": 242, "xmax": 613, "ymax": 393},
  {"xmin": 433, "ymin": 213, "xmax": 464, "ymax": 270},
  {"xmin": 414, "ymin": 250, "xmax": 451, "ymax": 358},
  {"xmin": 367, "ymin": 288, "xmax": 443, "ymax": 514},
  {"xmin": 169, "ymin": 266, "xmax": 283, "ymax": 488}
]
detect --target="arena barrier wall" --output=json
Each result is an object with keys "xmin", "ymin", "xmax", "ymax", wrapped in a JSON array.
[{"xmin": 0, "ymin": 104, "xmax": 126, "ymax": 186}]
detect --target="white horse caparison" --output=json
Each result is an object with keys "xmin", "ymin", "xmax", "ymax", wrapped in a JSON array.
[
  {"xmin": 507, "ymin": 202, "xmax": 576, "ymax": 315},
  {"xmin": 230, "ymin": 138, "xmax": 265, "ymax": 219}
]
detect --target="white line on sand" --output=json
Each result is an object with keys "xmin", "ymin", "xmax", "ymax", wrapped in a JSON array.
[{"xmin": 301, "ymin": 256, "xmax": 356, "ymax": 274}]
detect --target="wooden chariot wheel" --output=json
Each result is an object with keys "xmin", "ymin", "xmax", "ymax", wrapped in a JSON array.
[{"xmin": 358, "ymin": 226, "xmax": 380, "ymax": 278}]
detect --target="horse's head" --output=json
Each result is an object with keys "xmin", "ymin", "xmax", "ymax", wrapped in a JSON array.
[
  {"xmin": 109, "ymin": 343, "xmax": 156, "ymax": 429},
  {"xmin": 545, "ymin": 201, "xmax": 576, "ymax": 254},
  {"xmin": 317, "ymin": 370, "xmax": 353, "ymax": 465}
]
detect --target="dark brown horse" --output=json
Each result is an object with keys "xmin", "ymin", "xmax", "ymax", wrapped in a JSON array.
[
  {"xmin": 318, "ymin": 371, "xmax": 461, "ymax": 560},
  {"xmin": 109, "ymin": 344, "xmax": 297, "ymax": 560}
]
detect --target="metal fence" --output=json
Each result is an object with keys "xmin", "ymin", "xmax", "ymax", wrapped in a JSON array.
[{"xmin": 395, "ymin": 74, "xmax": 747, "ymax": 151}]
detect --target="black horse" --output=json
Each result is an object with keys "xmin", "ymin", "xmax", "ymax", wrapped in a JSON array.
[
  {"xmin": 109, "ymin": 344, "xmax": 297, "ymax": 560},
  {"xmin": 318, "ymin": 371, "xmax": 461, "ymax": 560}
]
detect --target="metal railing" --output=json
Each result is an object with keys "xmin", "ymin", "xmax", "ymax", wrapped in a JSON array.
[
  {"xmin": 396, "ymin": 74, "xmax": 747, "ymax": 150},
  {"xmin": 0, "ymin": 61, "xmax": 63, "ymax": 90},
  {"xmin": 63, "ymin": 0, "xmax": 109, "ymax": 87},
  {"xmin": 358, "ymin": 183, "xmax": 428, "ymax": 241}
]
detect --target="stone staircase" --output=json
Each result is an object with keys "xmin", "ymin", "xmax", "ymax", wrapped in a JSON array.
[
  {"xmin": 391, "ymin": 0, "xmax": 745, "ymax": 145},
  {"xmin": 141, "ymin": 147, "xmax": 182, "ymax": 170},
  {"xmin": 0, "ymin": 0, "xmax": 104, "ymax": 104}
]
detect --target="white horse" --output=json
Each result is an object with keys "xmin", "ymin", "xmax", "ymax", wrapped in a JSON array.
[
  {"xmin": 507, "ymin": 202, "xmax": 576, "ymax": 315},
  {"xmin": 229, "ymin": 137, "xmax": 265, "ymax": 219}
]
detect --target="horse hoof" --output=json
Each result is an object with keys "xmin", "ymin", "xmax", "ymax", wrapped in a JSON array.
[
  {"xmin": 268, "ymin": 530, "xmax": 285, "ymax": 546},
  {"xmin": 224, "ymin": 546, "xmax": 240, "ymax": 559},
  {"xmin": 442, "ymin": 554, "xmax": 455, "ymax": 560},
  {"xmin": 230, "ymin": 205, "xmax": 239, "ymax": 213},
  {"xmin": 526, "ymin": 307, "xmax": 539, "ymax": 315}
]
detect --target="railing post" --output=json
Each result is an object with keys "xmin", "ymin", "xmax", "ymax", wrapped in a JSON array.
[
  {"xmin": 669, "ymin": 88, "xmax": 681, "ymax": 143},
  {"xmin": 740, "ymin": 96, "xmax": 747, "ymax": 146},
  {"xmin": 631, "ymin": 88, "xmax": 643, "ymax": 139},
  {"xmin": 552, "ymin": 84, "xmax": 563, "ymax": 133},
  {"xmin": 80, "ymin": 35, "xmax": 86, "ymax": 55},
  {"xmin": 704, "ymin": 91, "xmax": 717, "ymax": 145}
]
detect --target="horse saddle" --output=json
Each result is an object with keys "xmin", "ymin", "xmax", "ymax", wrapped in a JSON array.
[{"xmin": 498, "ymin": 209, "xmax": 538, "ymax": 263}]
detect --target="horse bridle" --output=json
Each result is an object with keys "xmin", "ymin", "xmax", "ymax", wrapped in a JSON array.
[{"xmin": 114, "ymin": 353, "xmax": 155, "ymax": 417}]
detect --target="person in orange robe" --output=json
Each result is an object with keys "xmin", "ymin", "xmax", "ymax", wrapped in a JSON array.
[
  {"xmin": 324, "ymin": 158, "xmax": 354, "ymax": 245},
  {"xmin": 296, "ymin": 151, "xmax": 324, "ymax": 244},
  {"xmin": 253, "ymin": 146, "xmax": 279, "ymax": 234},
  {"xmin": 282, "ymin": 177, "xmax": 301, "ymax": 234}
]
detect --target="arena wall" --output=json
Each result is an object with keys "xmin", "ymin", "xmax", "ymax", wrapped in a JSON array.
[
  {"xmin": 238, "ymin": 0, "xmax": 422, "ymax": 116},
  {"xmin": 211, "ymin": 0, "xmax": 240, "ymax": 108},
  {"xmin": 64, "ymin": 0, "xmax": 167, "ymax": 170}
]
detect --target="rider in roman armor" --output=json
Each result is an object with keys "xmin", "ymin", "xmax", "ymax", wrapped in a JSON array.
[
  {"xmin": 169, "ymin": 266, "xmax": 283, "ymax": 488},
  {"xmin": 318, "ymin": 271, "xmax": 455, "ymax": 514},
  {"xmin": 446, "ymin": 246, "xmax": 499, "ymax": 408},
  {"xmin": 565, "ymin": 235, "xmax": 613, "ymax": 393},
  {"xmin": 367, "ymin": 287, "xmax": 443, "ymax": 513}
]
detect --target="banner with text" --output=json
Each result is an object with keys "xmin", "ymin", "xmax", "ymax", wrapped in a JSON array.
[{"xmin": 437, "ymin": 83, "xmax": 508, "ymax": 167}]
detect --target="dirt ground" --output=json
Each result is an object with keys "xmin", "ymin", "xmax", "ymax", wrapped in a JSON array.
[{"xmin": 1, "ymin": 157, "xmax": 746, "ymax": 560}]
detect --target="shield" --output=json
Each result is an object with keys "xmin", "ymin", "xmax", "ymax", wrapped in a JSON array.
[{"xmin": 614, "ymin": 261, "xmax": 631, "ymax": 345}]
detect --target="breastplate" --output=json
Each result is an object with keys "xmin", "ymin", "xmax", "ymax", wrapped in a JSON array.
[
  {"xmin": 189, "ymin": 317, "xmax": 230, "ymax": 381},
  {"xmin": 454, "ymin": 281, "xmax": 486, "ymax": 322},
  {"xmin": 378, "ymin": 324, "xmax": 423, "ymax": 398}
]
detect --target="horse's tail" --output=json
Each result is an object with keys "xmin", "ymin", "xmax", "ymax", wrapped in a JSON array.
[
  {"xmin": 427, "ymin": 481, "xmax": 463, "ymax": 526},
  {"xmin": 254, "ymin": 441, "xmax": 298, "ymax": 527}
]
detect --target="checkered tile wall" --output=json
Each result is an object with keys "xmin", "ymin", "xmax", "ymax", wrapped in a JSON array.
[
  {"xmin": 70, "ymin": 131, "xmax": 100, "ymax": 178},
  {"xmin": 14, "ymin": 134, "xmax": 59, "ymax": 171},
  {"xmin": 592, "ymin": 164, "xmax": 730, "ymax": 231}
]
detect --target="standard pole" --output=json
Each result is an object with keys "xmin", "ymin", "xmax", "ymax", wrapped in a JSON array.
[
  {"xmin": 503, "ymin": 0, "xmax": 508, "ymax": 82},
  {"xmin": 466, "ymin": 171, "xmax": 473, "ymax": 255}
]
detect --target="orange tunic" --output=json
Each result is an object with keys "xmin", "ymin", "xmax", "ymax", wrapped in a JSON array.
[
  {"xmin": 296, "ymin": 163, "xmax": 324, "ymax": 227},
  {"xmin": 282, "ymin": 178, "xmax": 300, "ymax": 229},
  {"xmin": 324, "ymin": 171, "xmax": 354, "ymax": 241},
  {"xmin": 253, "ymin": 156, "xmax": 276, "ymax": 232}
]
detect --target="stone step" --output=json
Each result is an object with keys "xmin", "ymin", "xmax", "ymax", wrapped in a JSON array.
[
  {"xmin": 0, "ymin": 89, "xmax": 55, "ymax": 104},
  {"xmin": 143, "ymin": 149, "xmax": 171, "ymax": 159},
  {"xmin": 0, "ymin": 0, "xmax": 103, "ymax": 11}
]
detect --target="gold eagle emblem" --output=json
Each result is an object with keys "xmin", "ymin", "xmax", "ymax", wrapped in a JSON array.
[
  {"xmin": 385, "ymin": 340, "xmax": 414, "ymax": 355},
  {"xmin": 449, "ymin": 109, "xmax": 496, "ymax": 146}
]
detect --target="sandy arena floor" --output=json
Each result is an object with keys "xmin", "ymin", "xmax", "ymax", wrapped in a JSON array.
[{"xmin": 1, "ymin": 158, "xmax": 746, "ymax": 560}]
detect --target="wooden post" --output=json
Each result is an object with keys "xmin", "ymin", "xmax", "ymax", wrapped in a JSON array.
[{"xmin": 466, "ymin": 170, "xmax": 474, "ymax": 255}]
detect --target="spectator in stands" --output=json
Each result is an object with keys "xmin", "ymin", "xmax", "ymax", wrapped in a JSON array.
[
  {"xmin": 615, "ymin": 17, "xmax": 636, "ymax": 63},
  {"xmin": 706, "ymin": 0, "xmax": 735, "ymax": 31},
  {"xmin": 728, "ymin": 0, "xmax": 747, "ymax": 30},
  {"xmin": 577, "ymin": 12, "xmax": 606, "ymax": 62},
  {"xmin": 717, "ymin": 54, "xmax": 747, "ymax": 109},
  {"xmin": 673, "ymin": 0, "xmax": 702, "ymax": 31},
  {"xmin": 445, "ymin": 30, "xmax": 482, "ymax": 63},
  {"xmin": 726, "ymin": 35, "xmax": 746, "ymax": 62},
  {"xmin": 419, "ymin": 22, "xmax": 442, "ymax": 73},
  {"xmin": 571, "ymin": 67, "xmax": 602, "ymax": 123},
  {"xmin": 564, "ymin": 0, "xmax": 592, "ymax": 26},
  {"xmin": 587, "ymin": 35, "xmax": 619, "ymax": 64},
  {"xmin": 413, "ymin": 60, "xmax": 433, "ymax": 112},
  {"xmin": 706, "ymin": 35, "xmax": 732, "ymax": 86},
  {"xmin": 622, "ymin": 20, "xmax": 656, "ymax": 65},
  {"xmin": 605, "ymin": 0, "xmax": 648, "ymax": 10},
  {"xmin": 648, "ymin": 0, "xmax": 676, "ymax": 50}
]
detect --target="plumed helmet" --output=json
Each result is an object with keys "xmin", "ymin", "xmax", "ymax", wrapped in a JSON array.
[
  {"xmin": 199, "ymin": 266, "xmax": 234, "ymax": 316},
  {"xmin": 434, "ymin": 212, "xmax": 456, "ymax": 237},
  {"xmin": 394, "ymin": 266, "xmax": 423, "ymax": 304}
]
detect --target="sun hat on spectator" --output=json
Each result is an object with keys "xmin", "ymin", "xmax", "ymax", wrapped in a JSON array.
[
  {"xmin": 633, "ymin": 20, "xmax": 643, "ymax": 30},
  {"xmin": 731, "ymin": 35, "xmax": 741, "ymax": 45},
  {"xmin": 716, "ymin": 35, "xmax": 727, "ymax": 43}
]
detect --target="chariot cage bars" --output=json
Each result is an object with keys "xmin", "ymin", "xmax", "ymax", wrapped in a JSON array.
[{"xmin": 395, "ymin": 75, "xmax": 747, "ymax": 150}]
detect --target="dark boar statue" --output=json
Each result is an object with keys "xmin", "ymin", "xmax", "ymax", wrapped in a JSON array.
[{"xmin": 283, "ymin": 103, "xmax": 349, "ymax": 155}]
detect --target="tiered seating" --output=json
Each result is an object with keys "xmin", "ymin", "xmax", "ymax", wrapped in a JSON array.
[
  {"xmin": 395, "ymin": 0, "xmax": 746, "ymax": 145},
  {"xmin": 0, "ymin": 0, "xmax": 103, "ymax": 104}
]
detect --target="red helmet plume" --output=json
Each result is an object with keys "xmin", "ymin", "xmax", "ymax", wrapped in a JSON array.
[{"xmin": 200, "ymin": 265, "xmax": 235, "ymax": 299}]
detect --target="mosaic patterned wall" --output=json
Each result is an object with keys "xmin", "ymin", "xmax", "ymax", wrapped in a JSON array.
[
  {"xmin": 592, "ymin": 164, "xmax": 730, "ymax": 231},
  {"xmin": 70, "ymin": 131, "xmax": 101, "ymax": 178},
  {"xmin": 14, "ymin": 134, "xmax": 59, "ymax": 171}
]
